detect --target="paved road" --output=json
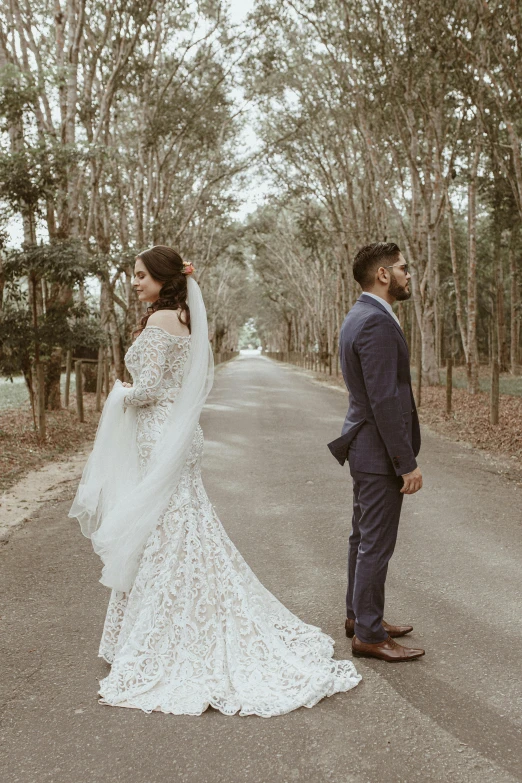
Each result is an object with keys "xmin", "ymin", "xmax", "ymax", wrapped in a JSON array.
[{"xmin": 1, "ymin": 355, "xmax": 521, "ymax": 783}]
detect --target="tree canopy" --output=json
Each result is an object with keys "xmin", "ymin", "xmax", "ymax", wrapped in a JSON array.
[{"xmin": 1, "ymin": 0, "xmax": 520, "ymax": 437}]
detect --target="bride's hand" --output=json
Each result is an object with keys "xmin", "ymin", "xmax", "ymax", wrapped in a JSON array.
[{"xmin": 122, "ymin": 382, "xmax": 132, "ymax": 388}]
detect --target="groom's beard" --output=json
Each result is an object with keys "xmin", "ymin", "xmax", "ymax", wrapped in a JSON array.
[{"xmin": 389, "ymin": 272, "xmax": 411, "ymax": 301}]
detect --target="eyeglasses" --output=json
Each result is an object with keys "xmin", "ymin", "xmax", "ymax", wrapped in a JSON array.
[{"xmin": 384, "ymin": 263, "xmax": 409, "ymax": 275}]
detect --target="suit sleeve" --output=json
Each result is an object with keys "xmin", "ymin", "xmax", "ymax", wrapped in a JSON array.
[{"xmin": 354, "ymin": 315, "xmax": 417, "ymax": 476}]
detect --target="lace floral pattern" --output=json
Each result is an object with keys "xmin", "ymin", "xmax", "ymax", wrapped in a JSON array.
[
  {"xmin": 123, "ymin": 326, "xmax": 192, "ymax": 471},
  {"xmin": 97, "ymin": 327, "xmax": 360, "ymax": 716}
]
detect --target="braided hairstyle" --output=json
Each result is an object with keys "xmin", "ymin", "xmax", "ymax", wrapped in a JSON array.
[{"xmin": 133, "ymin": 245, "xmax": 191, "ymax": 336}]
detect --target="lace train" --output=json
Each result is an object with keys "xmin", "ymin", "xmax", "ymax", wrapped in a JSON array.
[{"xmin": 97, "ymin": 458, "xmax": 360, "ymax": 716}]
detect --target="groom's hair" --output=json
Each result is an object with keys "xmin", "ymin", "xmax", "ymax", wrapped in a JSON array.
[{"xmin": 353, "ymin": 242, "xmax": 401, "ymax": 288}]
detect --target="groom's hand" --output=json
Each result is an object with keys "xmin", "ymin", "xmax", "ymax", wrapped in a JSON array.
[{"xmin": 401, "ymin": 467, "xmax": 423, "ymax": 494}]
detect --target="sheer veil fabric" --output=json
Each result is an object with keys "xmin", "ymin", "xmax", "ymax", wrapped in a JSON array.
[{"xmin": 69, "ymin": 277, "xmax": 214, "ymax": 592}]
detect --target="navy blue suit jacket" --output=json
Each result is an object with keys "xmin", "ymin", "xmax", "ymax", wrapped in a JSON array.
[{"xmin": 328, "ymin": 293, "xmax": 420, "ymax": 476}]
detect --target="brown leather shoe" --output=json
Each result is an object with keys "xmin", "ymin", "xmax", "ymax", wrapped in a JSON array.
[
  {"xmin": 352, "ymin": 634, "xmax": 425, "ymax": 662},
  {"xmin": 345, "ymin": 618, "xmax": 413, "ymax": 638}
]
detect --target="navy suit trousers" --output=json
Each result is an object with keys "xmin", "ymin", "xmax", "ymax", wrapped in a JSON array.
[{"xmin": 346, "ymin": 451, "xmax": 404, "ymax": 643}]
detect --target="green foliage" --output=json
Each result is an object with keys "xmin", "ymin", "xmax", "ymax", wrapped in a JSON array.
[
  {"xmin": 0, "ymin": 301, "xmax": 104, "ymax": 381},
  {"xmin": 39, "ymin": 303, "xmax": 105, "ymax": 354},
  {"xmin": 1, "ymin": 242, "xmax": 103, "ymax": 380},
  {"xmin": 0, "ymin": 145, "xmax": 56, "ymax": 214},
  {"xmin": 0, "ymin": 64, "xmax": 37, "ymax": 128},
  {"xmin": 3, "ymin": 241, "xmax": 92, "ymax": 286},
  {"xmin": 0, "ymin": 305, "xmax": 33, "ymax": 380}
]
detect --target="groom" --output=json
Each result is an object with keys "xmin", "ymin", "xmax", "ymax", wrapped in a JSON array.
[{"xmin": 328, "ymin": 242, "xmax": 425, "ymax": 662}]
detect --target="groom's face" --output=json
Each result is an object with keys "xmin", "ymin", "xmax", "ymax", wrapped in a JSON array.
[{"xmin": 387, "ymin": 254, "xmax": 412, "ymax": 301}]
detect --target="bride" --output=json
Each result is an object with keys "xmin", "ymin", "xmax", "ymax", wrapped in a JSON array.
[{"xmin": 69, "ymin": 245, "xmax": 361, "ymax": 716}]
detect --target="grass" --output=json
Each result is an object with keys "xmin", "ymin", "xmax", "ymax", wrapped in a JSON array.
[
  {"xmin": 0, "ymin": 373, "xmax": 80, "ymax": 411},
  {"xmin": 0, "ymin": 377, "xmax": 29, "ymax": 410},
  {"xmin": 410, "ymin": 365, "xmax": 522, "ymax": 397}
]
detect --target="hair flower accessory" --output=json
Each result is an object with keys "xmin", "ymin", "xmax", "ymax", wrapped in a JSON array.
[{"xmin": 182, "ymin": 261, "xmax": 195, "ymax": 276}]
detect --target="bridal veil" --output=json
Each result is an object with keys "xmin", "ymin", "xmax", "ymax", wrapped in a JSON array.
[{"xmin": 69, "ymin": 277, "xmax": 214, "ymax": 592}]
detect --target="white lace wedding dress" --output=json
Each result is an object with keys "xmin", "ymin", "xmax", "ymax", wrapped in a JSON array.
[{"xmin": 97, "ymin": 325, "xmax": 361, "ymax": 716}]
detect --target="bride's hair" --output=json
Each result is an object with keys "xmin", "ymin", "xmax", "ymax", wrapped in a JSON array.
[{"xmin": 134, "ymin": 245, "xmax": 191, "ymax": 336}]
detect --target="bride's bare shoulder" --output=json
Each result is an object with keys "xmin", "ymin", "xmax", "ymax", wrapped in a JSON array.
[{"xmin": 147, "ymin": 309, "xmax": 190, "ymax": 337}]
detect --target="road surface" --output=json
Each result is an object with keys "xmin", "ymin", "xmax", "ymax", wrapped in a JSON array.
[{"xmin": 1, "ymin": 354, "xmax": 521, "ymax": 783}]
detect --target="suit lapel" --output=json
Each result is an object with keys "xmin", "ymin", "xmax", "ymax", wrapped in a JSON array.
[{"xmin": 357, "ymin": 294, "xmax": 409, "ymax": 350}]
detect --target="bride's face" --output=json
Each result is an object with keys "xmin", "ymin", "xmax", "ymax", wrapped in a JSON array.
[{"xmin": 133, "ymin": 257, "xmax": 162, "ymax": 303}]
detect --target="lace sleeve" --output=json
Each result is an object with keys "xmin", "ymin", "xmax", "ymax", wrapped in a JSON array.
[{"xmin": 123, "ymin": 327, "xmax": 173, "ymax": 408}]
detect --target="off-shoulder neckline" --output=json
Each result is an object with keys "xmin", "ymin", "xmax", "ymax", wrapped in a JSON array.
[{"xmin": 142, "ymin": 325, "xmax": 191, "ymax": 340}]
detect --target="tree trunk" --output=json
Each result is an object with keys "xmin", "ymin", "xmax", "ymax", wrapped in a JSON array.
[
  {"xmin": 447, "ymin": 200, "xmax": 469, "ymax": 362},
  {"xmin": 467, "ymin": 141, "xmax": 481, "ymax": 393},
  {"xmin": 435, "ymin": 262, "xmax": 442, "ymax": 369},
  {"xmin": 510, "ymin": 234, "xmax": 520, "ymax": 374},
  {"xmin": 495, "ymin": 248, "xmax": 509, "ymax": 372},
  {"xmin": 44, "ymin": 283, "xmax": 73, "ymax": 408},
  {"xmin": 421, "ymin": 304, "xmax": 439, "ymax": 385},
  {"xmin": 0, "ymin": 255, "xmax": 5, "ymax": 310},
  {"xmin": 100, "ymin": 279, "xmax": 124, "ymax": 381},
  {"xmin": 446, "ymin": 357, "xmax": 453, "ymax": 415},
  {"xmin": 75, "ymin": 360, "xmax": 84, "ymax": 422},
  {"xmin": 64, "ymin": 350, "xmax": 72, "ymax": 406},
  {"xmin": 490, "ymin": 359, "xmax": 500, "ymax": 426},
  {"xmin": 37, "ymin": 363, "xmax": 46, "ymax": 441},
  {"xmin": 45, "ymin": 349, "xmax": 62, "ymax": 409},
  {"xmin": 416, "ymin": 326, "xmax": 422, "ymax": 407}
]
